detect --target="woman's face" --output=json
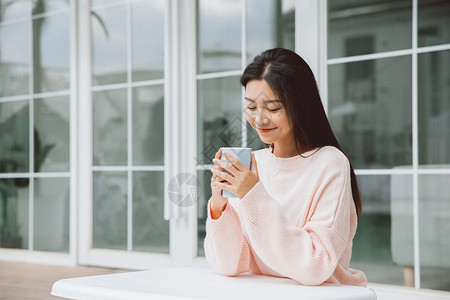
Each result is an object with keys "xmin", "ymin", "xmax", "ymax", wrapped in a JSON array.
[{"xmin": 244, "ymin": 79, "xmax": 293, "ymax": 147}]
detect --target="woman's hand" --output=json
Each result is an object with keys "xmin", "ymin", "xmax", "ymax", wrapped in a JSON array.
[
  {"xmin": 212, "ymin": 151, "xmax": 259, "ymax": 199},
  {"xmin": 210, "ymin": 149, "xmax": 228, "ymax": 219}
]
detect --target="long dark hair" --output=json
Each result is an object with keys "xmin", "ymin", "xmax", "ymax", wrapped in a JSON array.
[{"xmin": 240, "ymin": 48, "xmax": 362, "ymax": 218}]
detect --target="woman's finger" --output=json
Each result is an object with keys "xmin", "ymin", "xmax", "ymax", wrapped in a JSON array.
[
  {"xmin": 213, "ymin": 158, "xmax": 239, "ymax": 177},
  {"xmin": 212, "ymin": 169, "xmax": 234, "ymax": 184},
  {"xmin": 222, "ymin": 152, "xmax": 247, "ymax": 171}
]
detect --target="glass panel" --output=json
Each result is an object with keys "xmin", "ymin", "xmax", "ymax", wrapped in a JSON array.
[
  {"xmin": 351, "ymin": 174, "xmax": 413, "ymax": 286},
  {"xmin": 197, "ymin": 0, "xmax": 241, "ymax": 74},
  {"xmin": 93, "ymin": 89, "xmax": 127, "ymax": 166},
  {"xmin": 0, "ymin": 178, "xmax": 29, "ymax": 249},
  {"xmin": 328, "ymin": 0, "xmax": 412, "ymax": 59},
  {"xmin": 33, "ymin": 13, "xmax": 70, "ymax": 93},
  {"xmin": 91, "ymin": 0, "xmax": 125, "ymax": 8},
  {"xmin": 34, "ymin": 177, "xmax": 69, "ymax": 252},
  {"xmin": 93, "ymin": 171, "xmax": 127, "ymax": 250},
  {"xmin": 418, "ymin": 50, "xmax": 450, "ymax": 166},
  {"xmin": 246, "ymin": 0, "xmax": 295, "ymax": 63},
  {"xmin": 197, "ymin": 76, "xmax": 242, "ymax": 164},
  {"xmin": 92, "ymin": 5, "xmax": 127, "ymax": 86},
  {"xmin": 0, "ymin": 21, "xmax": 31, "ymax": 97},
  {"xmin": 131, "ymin": 0, "xmax": 164, "ymax": 81},
  {"xmin": 132, "ymin": 171, "xmax": 169, "ymax": 253},
  {"xmin": 31, "ymin": 0, "xmax": 69, "ymax": 15},
  {"xmin": 34, "ymin": 96, "xmax": 70, "ymax": 172},
  {"xmin": 418, "ymin": 0, "xmax": 450, "ymax": 47},
  {"xmin": 419, "ymin": 174, "xmax": 450, "ymax": 291},
  {"xmin": 0, "ymin": 100, "xmax": 29, "ymax": 173},
  {"xmin": 0, "ymin": 0, "xmax": 31, "ymax": 22},
  {"xmin": 197, "ymin": 169, "xmax": 212, "ymax": 256},
  {"xmin": 328, "ymin": 56, "xmax": 412, "ymax": 169},
  {"xmin": 132, "ymin": 85, "xmax": 164, "ymax": 166}
]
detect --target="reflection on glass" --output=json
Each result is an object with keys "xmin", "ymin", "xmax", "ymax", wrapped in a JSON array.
[
  {"xmin": 328, "ymin": 56, "xmax": 412, "ymax": 169},
  {"xmin": 92, "ymin": 5, "xmax": 127, "ymax": 86},
  {"xmin": 419, "ymin": 175, "xmax": 450, "ymax": 291},
  {"xmin": 418, "ymin": 0, "xmax": 450, "ymax": 47},
  {"xmin": 197, "ymin": 76, "xmax": 242, "ymax": 164},
  {"xmin": 0, "ymin": 100, "xmax": 29, "ymax": 173},
  {"xmin": 34, "ymin": 96, "xmax": 70, "ymax": 172},
  {"xmin": 93, "ymin": 89, "xmax": 127, "ymax": 166},
  {"xmin": 328, "ymin": 0, "xmax": 412, "ymax": 58},
  {"xmin": 351, "ymin": 174, "xmax": 413, "ymax": 286},
  {"xmin": 197, "ymin": 0, "xmax": 241, "ymax": 73},
  {"xmin": 0, "ymin": 21, "xmax": 31, "ymax": 97},
  {"xmin": 197, "ymin": 170, "xmax": 212, "ymax": 256},
  {"xmin": 246, "ymin": 0, "xmax": 295, "ymax": 62},
  {"xmin": 131, "ymin": 0, "xmax": 164, "ymax": 81},
  {"xmin": 0, "ymin": 0, "xmax": 31, "ymax": 22},
  {"xmin": 418, "ymin": 50, "xmax": 450, "ymax": 166},
  {"xmin": 0, "ymin": 178, "xmax": 29, "ymax": 250},
  {"xmin": 93, "ymin": 171, "xmax": 127, "ymax": 250},
  {"xmin": 34, "ymin": 177, "xmax": 69, "ymax": 252},
  {"xmin": 132, "ymin": 85, "xmax": 164, "ymax": 166},
  {"xmin": 32, "ymin": 0, "xmax": 69, "ymax": 15},
  {"xmin": 132, "ymin": 171, "xmax": 169, "ymax": 253},
  {"xmin": 33, "ymin": 13, "xmax": 70, "ymax": 93}
]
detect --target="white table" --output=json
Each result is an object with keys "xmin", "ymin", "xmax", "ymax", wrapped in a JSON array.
[{"xmin": 52, "ymin": 267, "xmax": 377, "ymax": 300}]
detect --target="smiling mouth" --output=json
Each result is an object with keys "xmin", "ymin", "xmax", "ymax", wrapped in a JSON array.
[{"xmin": 256, "ymin": 127, "xmax": 276, "ymax": 133}]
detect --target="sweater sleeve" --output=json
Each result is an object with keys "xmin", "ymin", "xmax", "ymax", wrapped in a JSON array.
[
  {"xmin": 203, "ymin": 198, "xmax": 251, "ymax": 276},
  {"xmin": 240, "ymin": 157, "xmax": 352, "ymax": 285}
]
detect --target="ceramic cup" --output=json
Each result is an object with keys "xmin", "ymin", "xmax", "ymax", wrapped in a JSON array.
[{"xmin": 219, "ymin": 147, "xmax": 252, "ymax": 198}]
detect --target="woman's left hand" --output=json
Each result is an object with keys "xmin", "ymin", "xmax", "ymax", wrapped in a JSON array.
[{"xmin": 212, "ymin": 152, "xmax": 259, "ymax": 199}]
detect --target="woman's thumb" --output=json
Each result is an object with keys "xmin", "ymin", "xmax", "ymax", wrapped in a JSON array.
[{"xmin": 250, "ymin": 152, "xmax": 258, "ymax": 175}]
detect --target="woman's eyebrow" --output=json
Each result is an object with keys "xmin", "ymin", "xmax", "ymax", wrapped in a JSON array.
[{"xmin": 244, "ymin": 97, "xmax": 281, "ymax": 104}]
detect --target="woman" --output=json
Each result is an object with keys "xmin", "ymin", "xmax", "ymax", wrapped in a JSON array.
[{"xmin": 205, "ymin": 48, "xmax": 367, "ymax": 286}]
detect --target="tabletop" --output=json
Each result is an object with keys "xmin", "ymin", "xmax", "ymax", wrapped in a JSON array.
[{"xmin": 51, "ymin": 267, "xmax": 377, "ymax": 300}]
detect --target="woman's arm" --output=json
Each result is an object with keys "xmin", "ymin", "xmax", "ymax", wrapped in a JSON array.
[{"xmin": 204, "ymin": 198, "xmax": 251, "ymax": 276}]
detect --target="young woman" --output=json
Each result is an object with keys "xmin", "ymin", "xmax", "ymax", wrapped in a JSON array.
[{"xmin": 204, "ymin": 48, "xmax": 367, "ymax": 286}]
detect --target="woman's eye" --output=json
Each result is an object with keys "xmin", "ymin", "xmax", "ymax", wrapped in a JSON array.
[
  {"xmin": 268, "ymin": 108, "xmax": 281, "ymax": 113},
  {"xmin": 247, "ymin": 107, "xmax": 257, "ymax": 110}
]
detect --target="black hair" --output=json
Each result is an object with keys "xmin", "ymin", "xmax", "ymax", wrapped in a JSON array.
[{"xmin": 240, "ymin": 48, "xmax": 362, "ymax": 218}]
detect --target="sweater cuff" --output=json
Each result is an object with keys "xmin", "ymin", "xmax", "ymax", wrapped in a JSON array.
[
  {"xmin": 206, "ymin": 198, "xmax": 239, "ymax": 235},
  {"xmin": 239, "ymin": 180, "xmax": 273, "ymax": 227}
]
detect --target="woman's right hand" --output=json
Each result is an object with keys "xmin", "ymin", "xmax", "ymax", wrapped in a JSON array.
[{"xmin": 210, "ymin": 149, "xmax": 228, "ymax": 219}]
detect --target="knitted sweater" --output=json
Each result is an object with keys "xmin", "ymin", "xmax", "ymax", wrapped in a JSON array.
[{"xmin": 204, "ymin": 146, "xmax": 367, "ymax": 286}]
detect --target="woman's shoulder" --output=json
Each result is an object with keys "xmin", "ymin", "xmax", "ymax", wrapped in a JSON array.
[{"xmin": 313, "ymin": 146, "xmax": 350, "ymax": 170}]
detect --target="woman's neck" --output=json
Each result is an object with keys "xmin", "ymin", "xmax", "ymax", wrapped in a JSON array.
[{"xmin": 271, "ymin": 143, "xmax": 299, "ymax": 158}]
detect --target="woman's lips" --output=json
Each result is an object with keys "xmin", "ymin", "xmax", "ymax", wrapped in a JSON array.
[{"xmin": 257, "ymin": 127, "xmax": 276, "ymax": 133}]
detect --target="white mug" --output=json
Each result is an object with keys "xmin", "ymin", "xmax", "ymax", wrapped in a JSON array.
[{"xmin": 219, "ymin": 147, "xmax": 252, "ymax": 198}]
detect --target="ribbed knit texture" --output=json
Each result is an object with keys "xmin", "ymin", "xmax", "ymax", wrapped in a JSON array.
[{"xmin": 204, "ymin": 146, "xmax": 367, "ymax": 286}]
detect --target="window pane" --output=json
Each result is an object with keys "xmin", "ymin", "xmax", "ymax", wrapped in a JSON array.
[
  {"xmin": 328, "ymin": 0, "xmax": 412, "ymax": 58},
  {"xmin": 246, "ymin": 0, "xmax": 295, "ymax": 63},
  {"xmin": 197, "ymin": 169, "xmax": 211, "ymax": 256},
  {"xmin": 31, "ymin": 0, "xmax": 69, "ymax": 15},
  {"xmin": 328, "ymin": 56, "xmax": 412, "ymax": 169},
  {"xmin": 132, "ymin": 171, "xmax": 169, "ymax": 253},
  {"xmin": 352, "ymin": 174, "xmax": 413, "ymax": 286},
  {"xmin": 0, "ymin": 178, "xmax": 29, "ymax": 250},
  {"xmin": 33, "ymin": 13, "xmax": 70, "ymax": 93},
  {"xmin": 92, "ymin": 5, "xmax": 127, "ymax": 86},
  {"xmin": 132, "ymin": 85, "xmax": 164, "ymax": 166},
  {"xmin": 93, "ymin": 171, "xmax": 127, "ymax": 250},
  {"xmin": 0, "ymin": 100, "xmax": 29, "ymax": 173},
  {"xmin": 418, "ymin": 0, "xmax": 450, "ymax": 47},
  {"xmin": 131, "ymin": 0, "xmax": 164, "ymax": 81},
  {"xmin": 418, "ymin": 50, "xmax": 450, "ymax": 166},
  {"xmin": 0, "ymin": 21, "xmax": 31, "ymax": 97},
  {"xmin": 0, "ymin": 0, "xmax": 32, "ymax": 22},
  {"xmin": 34, "ymin": 177, "xmax": 69, "ymax": 252},
  {"xmin": 197, "ymin": 0, "xmax": 241, "ymax": 74},
  {"xmin": 197, "ymin": 76, "xmax": 242, "ymax": 164},
  {"xmin": 419, "ymin": 175, "xmax": 450, "ymax": 291},
  {"xmin": 93, "ymin": 89, "xmax": 127, "ymax": 166},
  {"xmin": 34, "ymin": 96, "xmax": 70, "ymax": 172}
]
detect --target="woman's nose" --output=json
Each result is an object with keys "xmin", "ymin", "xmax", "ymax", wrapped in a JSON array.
[{"xmin": 255, "ymin": 112, "xmax": 270, "ymax": 124}]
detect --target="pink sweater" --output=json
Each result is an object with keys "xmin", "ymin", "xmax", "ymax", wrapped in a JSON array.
[{"xmin": 204, "ymin": 146, "xmax": 367, "ymax": 286}]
